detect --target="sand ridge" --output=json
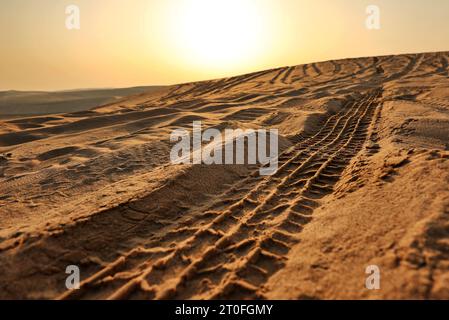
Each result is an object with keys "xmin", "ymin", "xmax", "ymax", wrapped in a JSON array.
[{"xmin": 0, "ymin": 52, "xmax": 448, "ymax": 299}]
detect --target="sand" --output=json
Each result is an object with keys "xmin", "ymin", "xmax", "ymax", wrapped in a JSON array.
[
  {"xmin": 0, "ymin": 52, "xmax": 448, "ymax": 299},
  {"xmin": 0, "ymin": 86, "xmax": 165, "ymax": 116}
]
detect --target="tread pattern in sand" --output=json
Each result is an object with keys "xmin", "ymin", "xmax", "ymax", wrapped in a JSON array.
[
  {"xmin": 1, "ymin": 52, "xmax": 448, "ymax": 300},
  {"xmin": 54, "ymin": 89, "xmax": 382, "ymax": 300}
]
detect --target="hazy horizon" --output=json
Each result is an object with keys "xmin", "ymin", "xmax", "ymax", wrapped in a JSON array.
[
  {"xmin": 1, "ymin": 0, "xmax": 449, "ymax": 91},
  {"xmin": 0, "ymin": 85, "xmax": 160, "ymax": 93},
  {"xmin": 1, "ymin": 49, "xmax": 448, "ymax": 92}
]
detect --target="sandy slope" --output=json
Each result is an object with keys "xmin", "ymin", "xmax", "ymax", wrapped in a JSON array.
[
  {"xmin": 0, "ymin": 86, "xmax": 164, "ymax": 116},
  {"xmin": 0, "ymin": 52, "xmax": 448, "ymax": 299}
]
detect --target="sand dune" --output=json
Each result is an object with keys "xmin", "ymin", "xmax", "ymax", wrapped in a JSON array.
[
  {"xmin": 0, "ymin": 52, "xmax": 448, "ymax": 299},
  {"xmin": 0, "ymin": 86, "xmax": 165, "ymax": 117}
]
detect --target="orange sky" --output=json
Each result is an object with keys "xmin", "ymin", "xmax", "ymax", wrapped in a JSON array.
[{"xmin": 1, "ymin": 0, "xmax": 448, "ymax": 91}]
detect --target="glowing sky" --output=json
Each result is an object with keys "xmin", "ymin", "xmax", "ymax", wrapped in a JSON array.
[{"xmin": 1, "ymin": 0, "xmax": 448, "ymax": 90}]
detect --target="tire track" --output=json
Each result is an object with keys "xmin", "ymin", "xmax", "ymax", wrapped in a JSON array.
[
  {"xmin": 331, "ymin": 60, "xmax": 342, "ymax": 75},
  {"xmin": 58, "ymin": 90, "xmax": 381, "ymax": 300},
  {"xmin": 306, "ymin": 56, "xmax": 387, "ymax": 93},
  {"xmin": 301, "ymin": 64, "xmax": 309, "ymax": 79},
  {"xmin": 281, "ymin": 66, "xmax": 296, "ymax": 84},
  {"xmin": 159, "ymin": 84, "xmax": 185, "ymax": 101},
  {"xmin": 384, "ymin": 54, "xmax": 423, "ymax": 82},
  {"xmin": 269, "ymin": 67, "xmax": 289, "ymax": 84},
  {"xmin": 269, "ymin": 66, "xmax": 296, "ymax": 85},
  {"xmin": 57, "ymin": 97, "xmax": 357, "ymax": 299},
  {"xmin": 311, "ymin": 63, "xmax": 322, "ymax": 76},
  {"xmin": 203, "ymin": 69, "xmax": 279, "ymax": 96},
  {"xmin": 159, "ymin": 90, "xmax": 381, "ymax": 299}
]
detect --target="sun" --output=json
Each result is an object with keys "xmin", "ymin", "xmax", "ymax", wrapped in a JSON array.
[{"xmin": 166, "ymin": 0, "xmax": 266, "ymax": 71}]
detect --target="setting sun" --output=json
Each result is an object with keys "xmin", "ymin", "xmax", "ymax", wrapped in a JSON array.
[
  {"xmin": 165, "ymin": 0, "xmax": 267, "ymax": 70},
  {"xmin": 1, "ymin": 0, "xmax": 449, "ymax": 90}
]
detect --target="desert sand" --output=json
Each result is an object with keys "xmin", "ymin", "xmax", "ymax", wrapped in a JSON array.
[
  {"xmin": 0, "ymin": 86, "xmax": 164, "ymax": 117},
  {"xmin": 0, "ymin": 52, "xmax": 448, "ymax": 299}
]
